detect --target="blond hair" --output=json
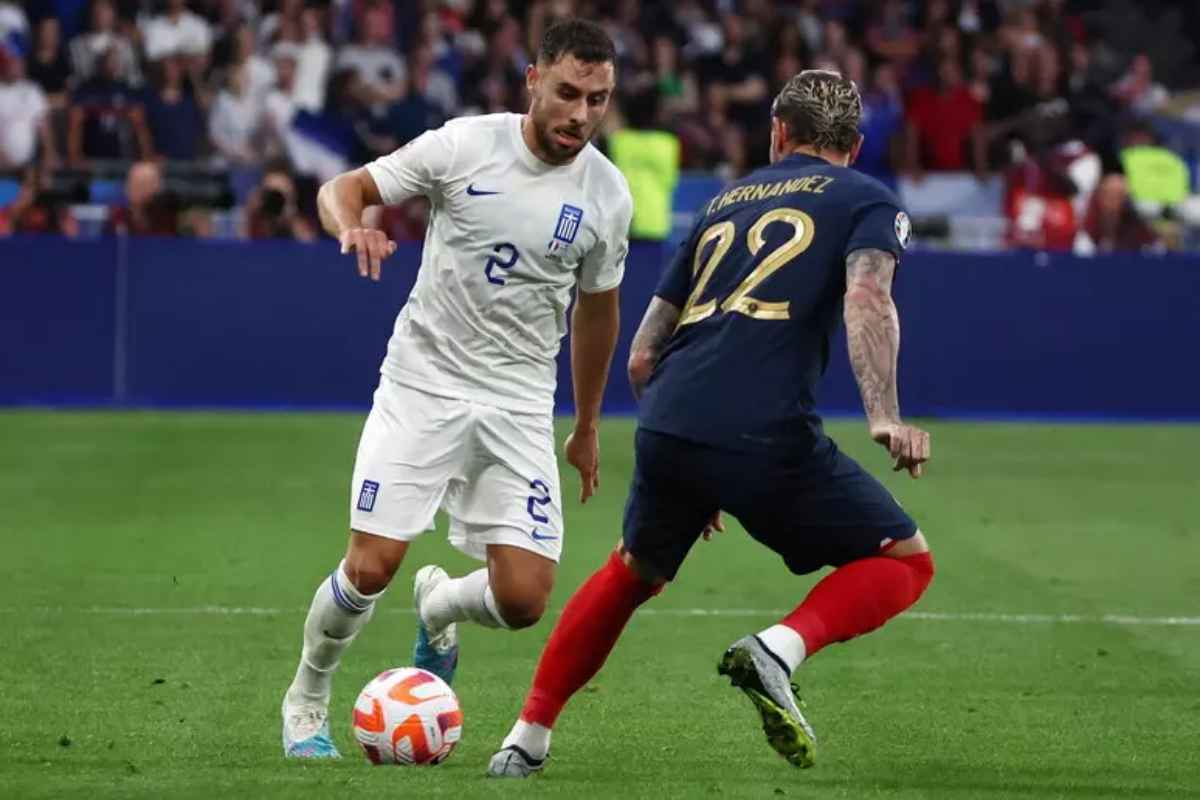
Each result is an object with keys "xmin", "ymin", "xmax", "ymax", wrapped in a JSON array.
[{"xmin": 771, "ymin": 69, "xmax": 862, "ymax": 153}]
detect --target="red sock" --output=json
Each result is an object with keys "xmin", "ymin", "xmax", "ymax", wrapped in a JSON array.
[
  {"xmin": 520, "ymin": 552, "xmax": 661, "ymax": 728},
  {"xmin": 782, "ymin": 552, "xmax": 934, "ymax": 658}
]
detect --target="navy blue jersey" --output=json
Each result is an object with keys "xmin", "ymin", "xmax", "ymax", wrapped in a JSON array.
[{"xmin": 638, "ymin": 153, "xmax": 910, "ymax": 453}]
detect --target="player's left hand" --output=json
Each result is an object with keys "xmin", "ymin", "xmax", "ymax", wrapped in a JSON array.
[
  {"xmin": 869, "ymin": 420, "xmax": 931, "ymax": 478},
  {"xmin": 564, "ymin": 426, "xmax": 600, "ymax": 504},
  {"xmin": 702, "ymin": 511, "xmax": 725, "ymax": 541}
]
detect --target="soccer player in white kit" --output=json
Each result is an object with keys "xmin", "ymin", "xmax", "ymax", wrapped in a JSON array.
[{"xmin": 281, "ymin": 20, "xmax": 632, "ymax": 758}]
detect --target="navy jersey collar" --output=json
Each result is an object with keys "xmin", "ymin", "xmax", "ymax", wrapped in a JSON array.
[{"xmin": 775, "ymin": 152, "xmax": 831, "ymax": 169}]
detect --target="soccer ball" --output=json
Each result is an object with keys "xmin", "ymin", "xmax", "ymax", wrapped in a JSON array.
[{"xmin": 352, "ymin": 667, "xmax": 463, "ymax": 765}]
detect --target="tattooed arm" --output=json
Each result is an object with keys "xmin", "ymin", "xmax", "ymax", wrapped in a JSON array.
[
  {"xmin": 844, "ymin": 248, "xmax": 930, "ymax": 477},
  {"xmin": 627, "ymin": 297, "xmax": 681, "ymax": 400}
]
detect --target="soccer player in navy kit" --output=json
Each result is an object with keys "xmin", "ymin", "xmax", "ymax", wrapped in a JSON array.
[{"xmin": 488, "ymin": 70, "xmax": 935, "ymax": 776}]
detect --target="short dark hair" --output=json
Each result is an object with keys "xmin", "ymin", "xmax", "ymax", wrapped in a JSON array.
[
  {"xmin": 772, "ymin": 69, "xmax": 862, "ymax": 154},
  {"xmin": 538, "ymin": 19, "xmax": 616, "ymax": 66}
]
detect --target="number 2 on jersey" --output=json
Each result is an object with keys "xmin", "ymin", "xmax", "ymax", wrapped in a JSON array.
[
  {"xmin": 484, "ymin": 243, "xmax": 520, "ymax": 286},
  {"xmin": 677, "ymin": 208, "xmax": 815, "ymax": 327}
]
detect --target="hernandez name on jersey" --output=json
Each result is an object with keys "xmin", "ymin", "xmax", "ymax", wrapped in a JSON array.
[{"xmin": 365, "ymin": 113, "xmax": 633, "ymax": 415}]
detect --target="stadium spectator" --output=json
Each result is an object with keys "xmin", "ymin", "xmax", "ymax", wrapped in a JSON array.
[
  {"xmin": 905, "ymin": 55, "xmax": 985, "ymax": 176},
  {"xmin": 865, "ymin": 0, "xmax": 921, "ymax": 67},
  {"xmin": 243, "ymin": 164, "xmax": 316, "ymax": 241},
  {"xmin": 857, "ymin": 62, "xmax": 904, "ymax": 187},
  {"xmin": 258, "ymin": 0, "xmax": 302, "ymax": 52},
  {"xmin": 286, "ymin": 4, "xmax": 332, "ymax": 113},
  {"xmin": 1079, "ymin": 173, "xmax": 1161, "ymax": 254},
  {"xmin": 792, "ymin": 0, "xmax": 824, "ymax": 55},
  {"xmin": 27, "ymin": 17, "xmax": 71, "ymax": 106},
  {"xmin": 459, "ymin": 14, "xmax": 525, "ymax": 115},
  {"xmin": 141, "ymin": 0, "xmax": 213, "ymax": 67},
  {"xmin": 1111, "ymin": 53, "xmax": 1168, "ymax": 116},
  {"xmin": 69, "ymin": 0, "xmax": 141, "ymax": 87},
  {"xmin": 217, "ymin": 22, "xmax": 275, "ymax": 102},
  {"xmin": 67, "ymin": 44, "xmax": 153, "ymax": 165},
  {"xmin": 1063, "ymin": 41, "xmax": 1112, "ymax": 152},
  {"xmin": 368, "ymin": 44, "xmax": 449, "ymax": 150},
  {"xmin": 696, "ymin": 14, "xmax": 769, "ymax": 133},
  {"xmin": 143, "ymin": 55, "xmax": 204, "ymax": 161},
  {"xmin": 0, "ymin": 43, "xmax": 58, "ymax": 170},
  {"xmin": 0, "ymin": 163, "xmax": 77, "ymax": 236},
  {"xmin": 262, "ymin": 48, "xmax": 298, "ymax": 154},
  {"xmin": 1119, "ymin": 123, "xmax": 1190, "ymax": 212},
  {"xmin": 105, "ymin": 160, "xmax": 179, "ymax": 236},
  {"xmin": 336, "ymin": 1, "xmax": 405, "ymax": 108},
  {"xmin": 411, "ymin": 37, "xmax": 458, "ymax": 118},
  {"xmin": 209, "ymin": 61, "xmax": 266, "ymax": 165},
  {"xmin": 608, "ymin": 89, "xmax": 680, "ymax": 242},
  {"xmin": 0, "ymin": 1, "xmax": 28, "ymax": 46}
]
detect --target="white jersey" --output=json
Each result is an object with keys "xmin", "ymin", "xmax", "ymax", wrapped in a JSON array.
[{"xmin": 365, "ymin": 113, "xmax": 633, "ymax": 414}]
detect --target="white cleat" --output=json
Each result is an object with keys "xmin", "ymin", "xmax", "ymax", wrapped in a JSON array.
[
  {"xmin": 486, "ymin": 745, "xmax": 547, "ymax": 778},
  {"xmin": 413, "ymin": 565, "xmax": 459, "ymax": 684},
  {"xmin": 281, "ymin": 693, "xmax": 340, "ymax": 758}
]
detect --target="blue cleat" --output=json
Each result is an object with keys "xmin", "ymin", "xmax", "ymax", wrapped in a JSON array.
[
  {"xmin": 282, "ymin": 695, "xmax": 341, "ymax": 759},
  {"xmin": 413, "ymin": 565, "xmax": 459, "ymax": 685}
]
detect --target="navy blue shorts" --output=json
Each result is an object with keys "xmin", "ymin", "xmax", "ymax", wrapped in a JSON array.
[{"xmin": 622, "ymin": 429, "xmax": 918, "ymax": 581}]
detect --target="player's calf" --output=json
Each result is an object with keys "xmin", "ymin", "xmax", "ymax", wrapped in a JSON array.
[{"xmin": 487, "ymin": 544, "xmax": 557, "ymax": 629}]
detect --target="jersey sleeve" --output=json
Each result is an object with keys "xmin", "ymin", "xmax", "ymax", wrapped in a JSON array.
[
  {"xmin": 364, "ymin": 124, "xmax": 457, "ymax": 205},
  {"xmin": 844, "ymin": 182, "xmax": 911, "ymax": 261},
  {"xmin": 577, "ymin": 184, "xmax": 633, "ymax": 294}
]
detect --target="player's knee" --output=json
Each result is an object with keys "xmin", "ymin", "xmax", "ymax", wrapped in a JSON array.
[
  {"xmin": 494, "ymin": 588, "xmax": 548, "ymax": 630},
  {"xmin": 885, "ymin": 529, "xmax": 930, "ymax": 558},
  {"xmin": 342, "ymin": 551, "xmax": 401, "ymax": 595}
]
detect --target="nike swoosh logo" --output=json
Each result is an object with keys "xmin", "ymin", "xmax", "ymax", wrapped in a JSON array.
[
  {"xmin": 530, "ymin": 529, "xmax": 559, "ymax": 542},
  {"xmin": 466, "ymin": 183, "xmax": 501, "ymax": 196}
]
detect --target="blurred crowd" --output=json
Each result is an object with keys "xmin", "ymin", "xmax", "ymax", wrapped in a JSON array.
[{"xmin": 1, "ymin": 0, "xmax": 1199, "ymax": 252}]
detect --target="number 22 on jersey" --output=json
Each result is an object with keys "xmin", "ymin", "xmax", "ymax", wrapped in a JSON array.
[{"xmin": 677, "ymin": 208, "xmax": 815, "ymax": 328}]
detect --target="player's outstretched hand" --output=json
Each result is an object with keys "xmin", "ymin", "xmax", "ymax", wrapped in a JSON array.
[
  {"xmin": 869, "ymin": 420, "xmax": 931, "ymax": 478},
  {"xmin": 564, "ymin": 426, "xmax": 600, "ymax": 504},
  {"xmin": 702, "ymin": 511, "xmax": 725, "ymax": 541},
  {"xmin": 339, "ymin": 227, "xmax": 397, "ymax": 281}
]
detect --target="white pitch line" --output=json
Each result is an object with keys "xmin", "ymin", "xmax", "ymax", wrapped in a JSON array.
[{"xmin": 4, "ymin": 606, "xmax": 1200, "ymax": 626}]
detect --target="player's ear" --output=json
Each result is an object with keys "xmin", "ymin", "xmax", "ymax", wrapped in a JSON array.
[
  {"xmin": 526, "ymin": 63, "xmax": 539, "ymax": 95},
  {"xmin": 848, "ymin": 133, "xmax": 864, "ymax": 167},
  {"xmin": 769, "ymin": 117, "xmax": 788, "ymax": 163}
]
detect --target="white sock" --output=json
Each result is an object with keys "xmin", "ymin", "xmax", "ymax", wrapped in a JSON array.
[
  {"xmin": 422, "ymin": 568, "xmax": 509, "ymax": 630},
  {"xmin": 502, "ymin": 719, "xmax": 552, "ymax": 761},
  {"xmin": 288, "ymin": 560, "xmax": 383, "ymax": 705},
  {"xmin": 756, "ymin": 624, "xmax": 807, "ymax": 674}
]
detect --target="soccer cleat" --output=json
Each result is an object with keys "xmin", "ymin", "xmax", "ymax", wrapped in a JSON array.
[
  {"xmin": 281, "ymin": 695, "xmax": 341, "ymax": 759},
  {"xmin": 413, "ymin": 565, "xmax": 459, "ymax": 685},
  {"xmin": 717, "ymin": 635, "xmax": 817, "ymax": 768},
  {"xmin": 486, "ymin": 745, "xmax": 547, "ymax": 778}
]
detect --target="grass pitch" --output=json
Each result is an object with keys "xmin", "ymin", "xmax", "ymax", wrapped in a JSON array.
[{"xmin": 0, "ymin": 411, "xmax": 1197, "ymax": 798}]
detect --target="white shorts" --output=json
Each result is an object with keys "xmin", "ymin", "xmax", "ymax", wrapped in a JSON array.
[{"xmin": 349, "ymin": 377, "xmax": 563, "ymax": 563}]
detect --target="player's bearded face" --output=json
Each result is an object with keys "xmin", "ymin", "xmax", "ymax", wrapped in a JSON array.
[{"xmin": 527, "ymin": 56, "xmax": 615, "ymax": 163}]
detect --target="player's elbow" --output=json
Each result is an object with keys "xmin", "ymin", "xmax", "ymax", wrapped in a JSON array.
[{"xmin": 628, "ymin": 349, "xmax": 655, "ymax": 389}]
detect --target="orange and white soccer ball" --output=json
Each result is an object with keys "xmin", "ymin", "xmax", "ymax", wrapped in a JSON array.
[{"xmin": 352, "ymin": 667, "xmax": 463, "ymax": 765}]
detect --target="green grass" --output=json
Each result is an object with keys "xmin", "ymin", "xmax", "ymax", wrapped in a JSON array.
[{"xmin": 1, "ymin": 410, "xmax": 1198, "ymax": 798}]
